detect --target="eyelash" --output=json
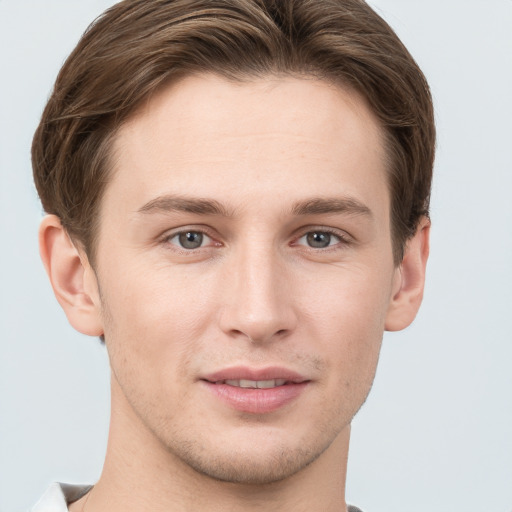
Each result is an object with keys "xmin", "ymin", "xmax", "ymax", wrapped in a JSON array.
[
  {"xmin": 293, "ymin": 227, "xmax": 352, "ymax": 251},
  {"xmin": 160, "ymin": 226, "xmax": 219, "ymax": 253},
  {"xmin": 159, "ymin": 226, "xmax": 352, "ymax": 252}
]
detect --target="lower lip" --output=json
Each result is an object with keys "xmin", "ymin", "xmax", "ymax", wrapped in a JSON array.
[{"xmin": 202, "ymin": 381, "xmax": 309, "ymax": 414}]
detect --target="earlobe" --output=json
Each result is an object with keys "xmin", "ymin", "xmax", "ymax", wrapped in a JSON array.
[
  {"xmin": 385, "ymin": 217, "xmax": 430, "ymax": 332},
  {"xmin": 39, "ymin": 215, "xmax": 104, "ymax": 337}
]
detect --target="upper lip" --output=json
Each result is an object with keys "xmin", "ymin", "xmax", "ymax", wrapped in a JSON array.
[{"xmin": 202, "ymin": 366, "xmax": 309, "ymax": 384}]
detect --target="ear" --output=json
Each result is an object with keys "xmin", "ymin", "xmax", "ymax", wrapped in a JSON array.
[
  {"xmin": 385, "ymin": 217, "xmax": 430, "ymax": 332},
  {"xmin": 39, "ymin": 215, "xmax": 104, "ymax": 337}
]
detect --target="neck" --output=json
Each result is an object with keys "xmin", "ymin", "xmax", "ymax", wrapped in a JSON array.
[{"xmin": 73, "ymin": 375, "xmax": 350, "ymax": 512}]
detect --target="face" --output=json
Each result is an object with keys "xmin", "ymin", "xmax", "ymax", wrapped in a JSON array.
[{"xmin": 92, "ymin": 74, "xmax": 399, "ymax": 484}]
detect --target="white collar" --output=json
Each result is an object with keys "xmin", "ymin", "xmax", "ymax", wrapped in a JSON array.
[{"xmin": 30, "ymin": 482, "xmax": 92, "ymax": 512}]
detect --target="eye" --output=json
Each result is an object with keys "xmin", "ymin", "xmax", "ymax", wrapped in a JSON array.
[
  {"xmin": 297, "ymin": 231, "xmax": 342, "ymax": 249},
  {"xmin": 169, "ymin": 230, "xmax": 212, "ymax": 250}
]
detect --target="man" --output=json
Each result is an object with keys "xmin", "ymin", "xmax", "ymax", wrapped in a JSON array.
[{"xmin": 30, "ymin": 0, "xmax": 435, "ymax": 510}]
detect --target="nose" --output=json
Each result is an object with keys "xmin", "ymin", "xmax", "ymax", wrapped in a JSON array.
[{"xmin": 218, "ymin": 246, "xmax": 298, "ymax": 344}]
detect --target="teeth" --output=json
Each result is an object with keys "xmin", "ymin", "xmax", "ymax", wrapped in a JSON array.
[
  {"xmin": 257, "ymin": 379, "xmax": 282, "ymax": 389},
  {"xmin": 223, "ymin": 379, "xmax": 287, "ymax": 389}
]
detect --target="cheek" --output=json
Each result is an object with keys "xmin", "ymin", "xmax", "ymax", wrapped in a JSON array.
[
  {"xmin": 99, "ymin": 265, "xmax": 214, "ymax": 382},
  {"xmin": 302, "ymin": 265, "xmax": 391, "ymax": 389},
  {"xmin": 302, "ymin": 261, "xmax": 392, "ymax": 333}
]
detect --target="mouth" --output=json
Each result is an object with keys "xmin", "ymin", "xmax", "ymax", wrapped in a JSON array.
[
  {"xmin": 201, "ymin": 368, "xmax": 310, "ymax": 414},
  {"xmin": 209, "ymin": 378, "xmax": 290, "ymax": 389}
]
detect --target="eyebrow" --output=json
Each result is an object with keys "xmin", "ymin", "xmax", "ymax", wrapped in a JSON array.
[
  {"xmin": 136, "ymin": 194, "xmax": 372, "ymax": 218},
  {"xmin": 291, "ymin": 197, "xmax": 372, "ymax": 217},
  {"xmin": 137, "ymin": 195, "xmax": 234, "ymax": 217}
]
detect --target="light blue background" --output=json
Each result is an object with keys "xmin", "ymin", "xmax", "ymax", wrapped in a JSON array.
[{"xmin": 1, "ymin": 1, "xmax": 511, "ymax": 511}]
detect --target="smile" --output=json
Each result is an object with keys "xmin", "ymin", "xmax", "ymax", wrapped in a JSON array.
[
  {"xmin": 202, "ymin": 368, "xmax": 310, "ymax": 414},
  {"xmin": 217, "ymin": 379, "xmax": 288, "ymax": 389}
]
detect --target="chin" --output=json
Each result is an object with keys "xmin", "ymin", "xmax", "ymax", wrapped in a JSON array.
[
  {"xmin": 164, "ymin": 424, "xmax": 337, "ymax": 486},
  {"xmin": 177, "ymin": 444, "xmax": 325, "ymax": 485}
]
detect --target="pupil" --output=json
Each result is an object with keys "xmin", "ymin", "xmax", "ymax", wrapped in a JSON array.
[
  {"xmin": 307, "ymin": 232, "xmax": 331, "ymax": 248},
  {"xmin": 179, "ymin": 231, "xmax": 203, "ymax": 249}
]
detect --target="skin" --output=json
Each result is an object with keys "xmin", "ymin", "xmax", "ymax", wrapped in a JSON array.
[{"xmin": 40, "ymin": 74, "xmax": 429, "ymax": 512}]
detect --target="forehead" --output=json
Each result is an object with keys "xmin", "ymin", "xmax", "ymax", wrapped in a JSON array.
[{"xmin": 105, "ymin": 73, "xmax": 388, "ymax": 219}]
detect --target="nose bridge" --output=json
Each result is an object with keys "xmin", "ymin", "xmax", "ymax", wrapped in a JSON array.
[{"xmin": 219, "ymin": 238, "xmax": 296, "ymax": 343}]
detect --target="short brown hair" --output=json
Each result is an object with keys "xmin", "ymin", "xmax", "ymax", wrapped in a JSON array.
[{"xmin": 32, "ymin": 0, "xmax": 435, "ymax": 264}]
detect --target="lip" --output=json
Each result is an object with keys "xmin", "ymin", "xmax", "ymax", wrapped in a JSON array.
[
  {"xmin": 201, "ymin": 366, "xmax": 310, "ymax": 414},
  {"xmin": 203, "ymin": 366, "xmax": 308, "ymax": 383}
]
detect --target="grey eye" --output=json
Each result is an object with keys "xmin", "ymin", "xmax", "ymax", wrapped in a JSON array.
[
  {"xmin": 306, "ymin": 232, "xmax": 332, "ymax": 248},
  {"xmin": 297, "ymin": 231, "xmax": 340, "ymax": 248},
  {"xmin": 177, "ymin": 231, "xmax": 205, "ymax": 249}
]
